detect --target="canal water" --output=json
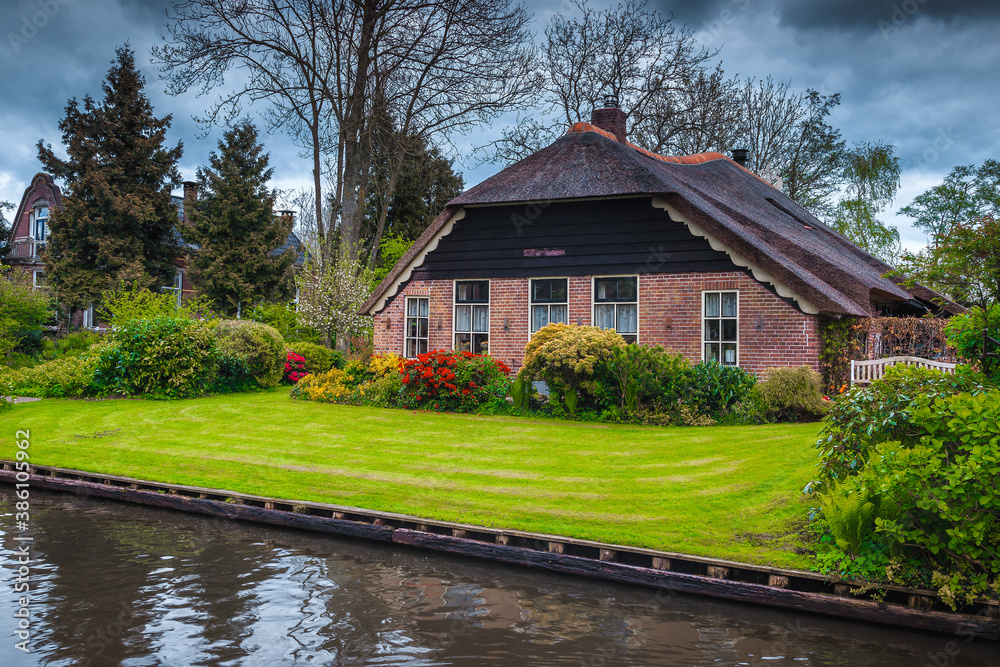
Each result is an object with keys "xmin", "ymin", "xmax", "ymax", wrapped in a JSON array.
[{"xmin": 1, "ymin": 489, "xmax": 998, "ymax": 666}]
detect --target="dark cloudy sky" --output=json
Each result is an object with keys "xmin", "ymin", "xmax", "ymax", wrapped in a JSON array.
[{"xmin": 2, "ymin": 0, "xmax": 998, "ymax": 250}]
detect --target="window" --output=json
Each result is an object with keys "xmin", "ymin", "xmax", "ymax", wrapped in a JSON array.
[
  {"xmin": 530, "ymin": 278, "xmax": 568, "ymax": 334},
  {"xmin": 703, "ymin": 291, "xmax": 738, "ymax": 365},
  {"xmin": 454, "ymin": 280, "xmax": 489, "ymax": 354},
  {"xmin": 82, "ymin": 303, "xmax": 95, "ymax": 329},
  {"xmin": 32, "ymin": 271, "xmax": 46, "ymax": 290},
  {"xmin": 33, "ymin": 206, "xmax": 48, "ymax": 241},
  {"xmin": 405, "ymin": 297, "xmax": 429, "ymax": 358},
  {"xmin": 593, "ymin": 276, "xmax": 637, "ymax": 343}
]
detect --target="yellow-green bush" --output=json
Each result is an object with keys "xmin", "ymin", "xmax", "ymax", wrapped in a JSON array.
[
  {"xmin": 5, "ymin": 353, "xmax": 101, "ymax": 398},
  {"xmin": 215, "ymin": 320, "xmax": 285, "ymax": 388},
  {"xmin": 292, "ymin": 354, "xmax": 403, "ymax": 406},
  {"xmin": 518, "ymin": 323, "xmax": 625, "ymax": 412}
]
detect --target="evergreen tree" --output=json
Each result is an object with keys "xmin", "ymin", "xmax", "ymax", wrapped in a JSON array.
[
  {"xmin": 187, "ymin": 121, "xmax": 295, "ymax": 314},
  {"xmin": 37, "ymin": 45, "xmax": 183, "ymax": 313}
]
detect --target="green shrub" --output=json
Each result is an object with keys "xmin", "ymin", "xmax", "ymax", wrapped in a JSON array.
[
  {"xmin": 1, "ymin": 266, "xmax": 54, "ymax": 360},
  {"xmin": 96, "ymin": 317, "xmax": 218, "ymax": 399},
  {"xmin": 812, "ymin": 364, "xmax": 992, "ymax": 488},
  {"xmin": 678, "ymin": 361, "xmax": 756, "ymax": 417},
  {"xmin": 7, "ymin": 353, "xmax": 100, "ymax": 398},
  {"xmin": 99, "ymin": 283, "xmax": 215, "ymax": 328},
  {"xmin": 518, "ymin": 323, "xmax": 625, "ymax": 414},
  {"xmin": 752, "ymin": 366, "xmax": 829, "ymax": 423},
  {"xmin": 286, "ymin": 341, "xmax": 343, "ymax": 374},
  {"xmin": 596, "ymin": 343, "xmax": 689, "ymax": 412},
  {"xmin": 247, "ymin": 303, "xmax": 322, "ymax": 344},
  {"xmin": 215, "ymin": 320, "xmax": 286, "ymax": 388},
  {"xmin": 292, "ymin": 354, "xmax": 405, "ymax": 407}
]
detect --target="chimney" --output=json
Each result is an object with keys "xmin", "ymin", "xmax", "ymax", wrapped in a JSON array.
[
  {"xmin": 590, "ymin": 93, "xmax": 627, "ymax": 143},
  {"xmin": 182, "ymin": 180, "xmax": 199, "ymax": 225},
  {"xmin": 730, "ymin": 149, "xmax": 749, "ymax": 168}
]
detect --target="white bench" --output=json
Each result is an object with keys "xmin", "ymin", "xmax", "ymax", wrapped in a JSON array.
[{"xmin": 850, "ymin": 356, "xmax": 958, "ymax": 386}]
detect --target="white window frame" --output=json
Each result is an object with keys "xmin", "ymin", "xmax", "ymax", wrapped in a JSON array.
[
  {"xmin": 403, "ymin": 296, "xmax": 430, "ymax": 358},
  {"xmin": 591, "ymin": 275, "xmax": 639, "ymax": 343},
  {"xmin": 702, "ymin": 290, "xmax": 739, "ymax": 366},
  {"xmin": 453, "ymin": 280, "xmax": 490, "ymax": 354},
  {"xmin": 528, "ymin": 277, "xmax": 569, "ymax": 336},
  {"xmin": 32, "ymin": 270, "xmax": 46, "ymax": 290}
]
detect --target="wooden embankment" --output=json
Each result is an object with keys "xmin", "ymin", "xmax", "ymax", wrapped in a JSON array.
[{"xmin": 1, "ymin": 462, "xmax": 997, "ymax": 642}]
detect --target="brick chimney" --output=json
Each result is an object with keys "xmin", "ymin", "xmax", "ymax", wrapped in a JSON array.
[
  {"xmin": 590, "ymin": 94, "xmax": 627, "ymax": 143},
  {"xmin": 182, "ymin": 181, "xmax": 199, "ymax": 225}
]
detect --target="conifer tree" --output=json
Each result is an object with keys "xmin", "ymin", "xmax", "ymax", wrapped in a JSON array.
[
  {"xmin": 187, "ymin": 121, "xmax": 295, "ymax": 314},
  {"xmin": 37, "ymin": 45, "xmax": 183, "ymax": 314}
]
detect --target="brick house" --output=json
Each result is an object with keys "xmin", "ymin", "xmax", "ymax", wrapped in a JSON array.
[
  {"xmin": 361, "ymin": 101, "xmax": 950, "ymax": 377},
  {"xmin": 5, "ymin": 174, "xmax": 304, "ymax": 329}
]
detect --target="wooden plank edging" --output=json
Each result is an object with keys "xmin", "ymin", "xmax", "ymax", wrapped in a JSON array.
[{"xmin": 0, "ymin": 463, "xmax": 996, "ymax": 641}]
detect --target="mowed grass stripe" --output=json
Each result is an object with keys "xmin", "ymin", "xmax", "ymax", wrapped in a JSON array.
[{"xmin": 2, "ymin": 389, "xmax": 822, "ymax": 569}]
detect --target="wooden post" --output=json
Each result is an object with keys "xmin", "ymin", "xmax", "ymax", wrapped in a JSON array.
[
  {"xmin": 547, "ymin": 541, "xmax": 564, "ymax": 554},
  {"xmin": 769, "ymin": 574, "xmax": 790, "ymax": 589},
  {"xmin": 599, "ymin": 549, "xmax": 616, "ymax": 562},
  {"xmin": 651, "ymin": 557, "xmax": 671, "ymax": 571}
]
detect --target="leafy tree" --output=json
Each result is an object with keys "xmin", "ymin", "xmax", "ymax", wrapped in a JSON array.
[
  {"xmin": 187, "ymin": 121, "xmax": 295, "ymax": 315},
  {"xmin": 37, "ymin": 45, "xmax": 183, "ymax": 316},
  {"xmin": 0, "ymin": 200, "xmax": 14, "ymax": 261},
  {"xmin": 899, "ymin": 159, "xmax": 1000, "ymax": 241},
  {"xmin": 371, "ymin": 234, "xmax": 414, "ymax": 286},
  {"xmin": 363, "ymin": 132, "xmax": 463, "ymax": 269},
  {"xmin": 897, "ymin": 215, "xmax": 1000, "ymax": 376},
  {"xmin": 0, "ymin": 267, "xmax": 54, "ymax": 362},
  {"xmin": 779, "ymin": 91, "xmax": 846, "ymax": 221},
  {"xmin": 831, "ymin": 142, "xmax": 901, "ymax": 264}
]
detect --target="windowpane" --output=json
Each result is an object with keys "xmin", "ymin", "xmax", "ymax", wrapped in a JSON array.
[
  {"xmin": 531, "ymin": 305, "xmax": 548, "ymax": 332},
  {"xmin": 472, "ymin": 305, "xmax": 489, "ymax": 332},
  {"xmin": 550, "ymin": 280, "xmax": 567, "ymax": 302},
  {"xmin": 456, "ymin": 280, "xmax": 488, "ymax": 303},
  {"xmin": 455, "ymin": 305, "xmax": 471, "ymax": 332},
  {"xmin": 722, "ymin": 319, "xmax": 737, "ymax": 341},
  {"xmin": 407, "ymin": 299, "xmax": 419, "ymax": 316},
  {"xmin": 404, "ymin": 297, "xmax": 430, "ymax": 359},
  {"xmin": 706, "ymin": 320, "xmax": 720, "ymax": 341},
  {"xmin": 595, "ymin": 279, "xmax": 612, "ymax": 301},
  {"xmin": 616, "ymin": 304, "xmax": 637, "ymax": 333},
  {"xmin": 705, "ymin": 343, "xmax": 719, "ymax": 362},
  {"xmin": 705, "ymin": 293, "xmax": 720, "ymax": 317},
  {"xmin": 549, "ymin": 304, "xmax": 568, "ymax": 325},
  {"xmin": 617, "ymin": 278, "xmax": 637, "ymax": 301},
  {"xmin": 473, "ymin": 333, "xmax": 489, "ymax": 355},
  {"xmin": 595, "ymin": 304, "xmax": 616, "ymax": 329},
  {"xmin": 722, "ymin": 343, "xmax": 737, "ymax": 365},
  {"xmin": 455, "ymin": 333, "xmax": 472, "ymax": 352},
  {"xmin": 419, "ymin": 299, "xmax": 429, "ymax": 317},
  {"xmin": 721, "ymin": 293, "xmax": 737, "ymax": 317},
  {"xmin": 417, "ymin": 318, "xmax": 428, "ymax": 338},
  {"xmin": 407, "ymin": 317, "xmax": 419, "ymax": 338},
  {"xmin": 417, "ymin": 339, "xmax": 428, "ymax": 355},
  {"xmin": 406, "ymin": 339, "xmax": 417, "ymax": 358}
]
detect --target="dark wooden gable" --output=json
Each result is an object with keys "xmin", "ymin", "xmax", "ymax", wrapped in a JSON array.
[{"xmin": 411, "ymin": 197, "xmax": 738, "ymax": 280}]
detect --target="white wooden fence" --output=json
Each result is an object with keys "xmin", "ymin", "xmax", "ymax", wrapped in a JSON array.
[{"xmin": 850, "ymin": 356, "xmax": 958, "ymax": 386}]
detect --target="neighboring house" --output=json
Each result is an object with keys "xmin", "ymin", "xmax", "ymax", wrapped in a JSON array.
[
  {"xmin": 4, "ymin": 175, "xmax": 305, "ymax": 328},
  {"xmin": 362, "ymin": 100, "xmax": 953, "ymax": 377}
]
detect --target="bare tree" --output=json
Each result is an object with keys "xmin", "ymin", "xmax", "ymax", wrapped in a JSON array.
[
  {"xmin": 157, "ymin": 0, "xmax": 539, "ymax": 268},
  {"xmin": 485, "ymin": 0, "xmax": 720, "ymax": 162}
]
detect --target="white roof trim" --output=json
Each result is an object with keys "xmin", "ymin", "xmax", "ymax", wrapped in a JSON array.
[
  {"xmin": 652, "ymin": 197, "xmax": 820, "ymax": 315},
  {"xmin": 367, "ymin": 207, "xmax": 466, "ymax": 314}
]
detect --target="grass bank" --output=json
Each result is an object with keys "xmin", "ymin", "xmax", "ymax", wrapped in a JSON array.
[{"xmin": 1, "ymin": 389, "xmax": 823, "ymax": 569}]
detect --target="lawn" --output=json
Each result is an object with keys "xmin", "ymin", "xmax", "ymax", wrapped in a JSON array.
[{"xmin": 1, "ymin": 389, "xmax": 824, "ymax": 569}]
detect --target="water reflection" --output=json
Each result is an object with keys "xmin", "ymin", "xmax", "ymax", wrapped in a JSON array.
[{"xmin": 1, "ymin": 489, "xmax": 998, "ymax": 666}]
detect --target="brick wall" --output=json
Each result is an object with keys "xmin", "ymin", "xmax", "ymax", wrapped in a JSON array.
[{"xmin": 373, "ymin": 271, "xmax": 821, "ymax": 377}]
